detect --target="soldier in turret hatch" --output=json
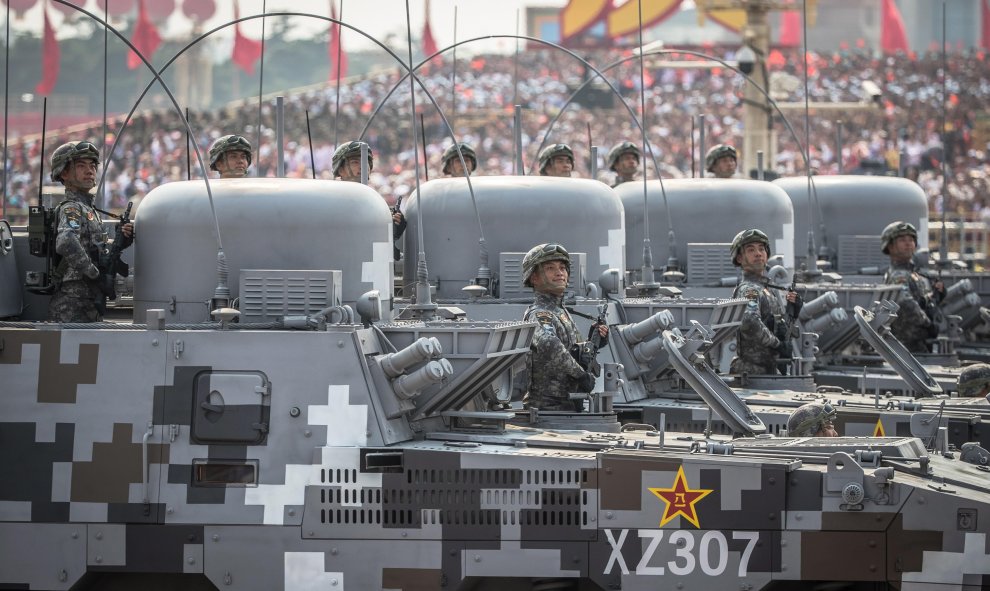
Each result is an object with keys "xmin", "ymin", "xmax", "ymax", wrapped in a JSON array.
[
  {"xmin": 47, "ymin": 141, "xmax": 133, "ymax": 323},
  {"xmin": 786, "ymin": 402, "xmax": 839, "ymax": 437},
  {"xmin": 333, "ymin": 140, "xmax": 406, "ymax": 258},
  {"xmin": 957, "ymin": 363, "xmax": 990, "ymax": 398},
  {"xmin": 538, "ymin": 143, "xmax": 575, "ymax": 178},
  {"xmin": 441, "ymin": 142, "xmax": 477, "ymax": 177},
  {"xmin": 606, "ymin": 141, "xmax": 641, "ymax": 187},
  {"xmin": 706, "ymin": 143, "xmax": 738, "ymax": 179},
  {"xmin": 521, "ymin": 243, "xmax": 608, "ymax": 411},
  {"xmin": 208, "ymin": 134, "xmax": 252, "ymax": 178},
  {"xmin": 729, "ymin": 229, "xmax": 801, "ymax": 375},
  {"xmin": 881, "ymin": 221, "xmax": 945, "ymax": 353}
]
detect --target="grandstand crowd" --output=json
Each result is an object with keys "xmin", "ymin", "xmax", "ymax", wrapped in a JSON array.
[{"xmin": 1, "ymin": 46, "xmax": 988, "ymax": 224}]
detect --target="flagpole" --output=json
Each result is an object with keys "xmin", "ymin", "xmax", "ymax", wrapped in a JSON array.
[
  {"xmin": 255, "ymin": 0, "xmax": 267, "ymax": 177},
  {"xmin": 333, "ymin": 0, "xmax": 344, "ymax": 148}
]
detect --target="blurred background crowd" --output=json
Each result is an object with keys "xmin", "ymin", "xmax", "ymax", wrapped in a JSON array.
[{"xmin": 2, "ymin": 45, "xmax": 987, "ymax": 224}]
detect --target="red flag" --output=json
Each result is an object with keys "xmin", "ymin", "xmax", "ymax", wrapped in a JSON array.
[
  {"xmin": 328, "ymin": 0, "xmax": 348, "ymax": 82},
  {"xmin": 36, "ymin": 3, "xmax": 60, "ymax": 95},
  {"xmin": 422, "ymin": 0, "xmax": 438, "ymax": 58},
  {"xmin": 779, "ymin": 10, "xmax": 800, "ymax": 47},
  {"xmin": 127, "ymin": 0, "xmax": 162, "ymax": 70},
  {"xmin": 982, "ymin": 0, "xmax": 990, "ymax": 50},
  {"xmin": 232, "ymin": 0, "xmax": 263, "ymax": 74},
  {"xmin": 880, "ymin": 0, "xmax": 909, "ymax": 54}
]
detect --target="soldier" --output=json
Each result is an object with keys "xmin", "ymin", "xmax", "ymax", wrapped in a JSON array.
[
  {"xmin": 706, "ymin": 143, "xmax": 738, "ymax": 179},
  {"xmin": 786, "ymin": 402, "xmax": 839, "ymax": 437},
  {"xmin": 538, "ymin": 143, "xmax": 575, "ymax": 178},
  {"xmin": 522, "ymin": 243, "xmax": 608, "ymax": 411},
  {"xmin": 47, "ymin": 141, "xmax": 134, "ymax": 323},
  {"xmin": 606, "ymin": 140, "xmax": 640, "ymax": 187},
  {"xmin": 208, "ymin": 134, "xmax": 253, "ymax": 178},
  {"xmin": 333, "ymin": 140, "xmax": 406, "ymax": 258},
  {"xmin": 881, "ymin": 221, "xmax": 945, "ymax": 353},
  {"xmin": 729, "ymin": 229, "xmax": 800, "ymax": 375},
  {"xmin": 957, "ymin": 363, "xmax": 990, "ymax": 398},
  {"xmin": 441, "ymin": 142, "xmax": 477, "ymax": 177}
]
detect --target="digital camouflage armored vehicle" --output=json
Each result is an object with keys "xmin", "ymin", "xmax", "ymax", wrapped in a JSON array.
[{"xmin": 4, "ymin": 175, "xmax": 990, "ymax": 591}]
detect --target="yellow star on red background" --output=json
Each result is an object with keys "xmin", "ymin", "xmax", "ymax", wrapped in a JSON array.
[{"xmin": 648, "ymin": 465, "xmax": 714, "ymax": 528}]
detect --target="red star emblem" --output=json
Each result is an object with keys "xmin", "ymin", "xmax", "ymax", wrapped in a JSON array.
[{"xmin": 648, "ymin": 465, "xmax": 713, "ymax": 528}]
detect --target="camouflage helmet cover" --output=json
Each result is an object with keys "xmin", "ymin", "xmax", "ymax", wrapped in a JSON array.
[
  {"xmin": 958, "ymin": 363, "xmax": 990, "ymax": 397},
  {"xmin": 705, "ymin": 143, "xmax": 738, "ymax": 172},
  {"xmin": 606, "ymin": 141, "xmax": 641, "ymax": 172},
  {"xmin": 332, "ymin": 140, "xmax": 374, "ymax": 177},
  {"xmin": 522, "ymin": 243, "xmax": 571, "ymax": 287},
  {"xmin": 538, "ymin": 143, "xmax": 575, "ymax": 175},
  {"xmin": 786, "ymin": 402, "xmax": 837, "ymax": 437},
  {"xmin": 730, "ymin": 228, "xmax": 771, "ymax": 267},
  {"xmin": 208, "ymin": 135, "xmax": 253, "ymax": 172},
  {"xmin": 441, "ymin": 142, "xmax": 477, "ymax": 174},
  {"xmin": 880, "ymin": 220, "xmax": 918, "ymax": 254},
  {"xmin": 50, "ymin": 141, "xmax": 100, "ymax": 183}
]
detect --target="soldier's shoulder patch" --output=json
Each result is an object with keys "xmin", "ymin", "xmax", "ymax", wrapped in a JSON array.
[
  {"xmin": 887, "ymin": 273, "xmax": 910, "ymax": 285},
  {"xmin": 61, "ymin": 202, "xmax": 83, "ymax": 219},
  {"xmin": 533, "ymin": 311, "xmax": 557, "ymax": 335},
  {"xmin": 738, "ymin": 284, "xmax": 761, "ymax": 300}
]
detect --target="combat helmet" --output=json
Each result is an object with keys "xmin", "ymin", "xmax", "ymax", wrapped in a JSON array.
[
  {"xmin": 441, "ymin": 142, "xmax": 477, "ymax": 175},
  {"xmin": 208, "ymin": 135, "xmax": 253, "ymax": 172},
  {"xmin": 958, "ymin": 363, "xmax": 990, "ymax": 397},
  {"xmin": 538, "ymin": 143, "xmax": 574, "ymax": 175},
  {"xmin": 705, "ymin": 143, "xmax": 737, "ymax": 173},
  {"xmin": 880, "ymin": 221, "xmax": 917, "ymax": 254},
  {"xmin": 522, "ymin": 243, "xmax": 571, "ymax": 287},
  {"xmin": 606, "ymin": 141, "xmax": 641, "ymax": 172},
  {"xmin": 730, "ymin": 228, "xmax": 771, "ymax": 267},
  {"xmin": 50, "ymin": 141, "xmax": 100, "ymax": 183},
  {"xmin": 332, "ymin": 141, "xmax": 374, "ymax": 177},
  {"xmin": 786, "ymin": 402, "xmax": 837, "ymax": 437}
]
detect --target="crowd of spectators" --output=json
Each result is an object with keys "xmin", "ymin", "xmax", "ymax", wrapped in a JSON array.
[{"xmin": 1, "ymin": 45, "xmax": 988, "ymax": 225}]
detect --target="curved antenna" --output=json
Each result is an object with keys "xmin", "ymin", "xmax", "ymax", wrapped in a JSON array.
[
  {"xmin": 255, "ymin": 0, "xmax": 267, "ymax": 177},
  {"xmin": 55, "ymin": 0, "xmax": 230, "ymax": 312}
]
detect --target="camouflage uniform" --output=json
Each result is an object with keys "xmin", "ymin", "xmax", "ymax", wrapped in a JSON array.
[
  {"xmin": 957, "ymin": 363, "xmax": 990, "ymax": 397},
  {"xmin": 884, "ymin": 261, "xmax": 937, "ymax": 353},
  {"xmin": 48, "ymin": 189, "xmax": 118, "ymax": 322},
  {"xmin": 731, "ymin": 272, "xmax": 786, "ymax": 375},
  {"xmin": 524, "ymin": 291, "xmax": 587, "ymax": 411}
]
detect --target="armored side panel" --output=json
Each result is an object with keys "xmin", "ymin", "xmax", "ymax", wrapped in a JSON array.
[
  {"xmin": 401, "ymin": 177, "xmax": 625, "ymax": 298},
  {"xmin": 618, "ymin": 179, "xmax": 795, "ymax": 281},
  {"xmin": 774, "ymin": 175, "xmax": 929, "ymax": 272},
  {"xmin": 0, "ymin": 220, "xmax": 21, "ymax": 318},
  {"xmin": 133, "ymin": 179, "xmax": 393, "ymax": 322}
]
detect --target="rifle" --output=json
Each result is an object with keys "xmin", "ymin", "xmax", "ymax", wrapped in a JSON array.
[
  {"xmin": 570, "ymin": 301, "xmax": 609, "ymax": 378},
  {"xmin": 99, "ymin": 201, "xmax": 133, "ymax": 302}
]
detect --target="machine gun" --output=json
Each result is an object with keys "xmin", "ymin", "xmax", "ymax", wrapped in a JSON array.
[{"xmin": 97, "ymin": 201, "xmax": 132, "ymax": 303}]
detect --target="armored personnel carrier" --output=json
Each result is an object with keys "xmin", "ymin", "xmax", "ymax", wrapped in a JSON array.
[{"xmin": 4, "ymin": 176, "xmax": 990, "ymax": 591}]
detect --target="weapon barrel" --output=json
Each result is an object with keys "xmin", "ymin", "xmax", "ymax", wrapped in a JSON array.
[
  {"xmin": 381, "ymin": 337, "xmax": 442, "ymax": 377},
  {"xmin": 622, "ymin": 310, "xmax": 674, "ymax": 345}
]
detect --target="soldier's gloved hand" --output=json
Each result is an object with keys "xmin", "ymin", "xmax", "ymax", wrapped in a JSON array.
[
  {"xmin": 577, "ymin": 371, "xmax": 596, "ymax": 393},
  {"xmin": 84, "ymin": 263, "xmax": 100, "ymax": 280}
]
